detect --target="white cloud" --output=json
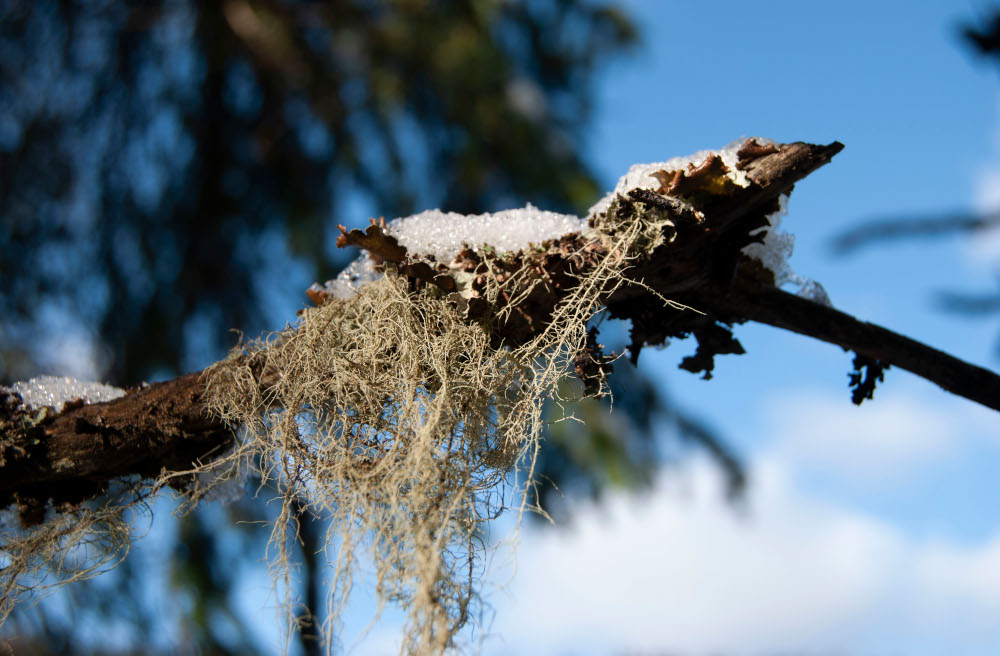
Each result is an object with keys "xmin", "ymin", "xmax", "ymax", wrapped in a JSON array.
[
  {"xmin": 975, "ymin": 166, "xmax": 1000, "ymax": 214},
  {"xmin": 764, "ymin": 391, "xmax": 953, "ymax": 486},
  {"xmin": 482, "ymin": 385, "xmax": 1000, "ymax": 655},
  {"xmin": 259, "ymin": 389, "xmax": 996, "ymax": 654},
  {"xmin": 483, "ymin": 454, "xmax": 1000, "ymax": 656}
]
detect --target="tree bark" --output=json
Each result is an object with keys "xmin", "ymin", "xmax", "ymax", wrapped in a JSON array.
[{"xmin": 0, "ymin": 372, "xmax": 231, "ymax": 517}]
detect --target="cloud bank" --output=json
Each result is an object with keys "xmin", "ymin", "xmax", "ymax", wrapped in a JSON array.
[{"xmin": 484, "ymin": 391, "xmax": 1000, "ymax": 656}]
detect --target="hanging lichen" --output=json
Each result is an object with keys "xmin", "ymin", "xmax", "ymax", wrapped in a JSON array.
[{"xmin": 197, "ymin": 208, "xmax": 663, "ymax": 653}]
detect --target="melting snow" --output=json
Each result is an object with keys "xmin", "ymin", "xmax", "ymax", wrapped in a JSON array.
[
  {"xmin": 326, "ymin": 254, "xmax": 381, "ymax": 299},
  {"xmin": 743, "ymin": 195, "xmax": 831, "ymax": 305}
]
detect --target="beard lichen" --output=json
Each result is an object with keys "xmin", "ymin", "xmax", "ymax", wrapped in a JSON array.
[
  {"xmin": 0, "ymin": 193, "xmax": 694, "ymax": 653},
  {"xmin": 0, "ymin": 184, "xmax": 700, "ymax": 654},
  {"xmin": 0, "ymin": 482, "xmax": 148, "ymax": 628},
  {"xmin": 199, "ymin": 214, "xmax": 653, "ymax": 653}
]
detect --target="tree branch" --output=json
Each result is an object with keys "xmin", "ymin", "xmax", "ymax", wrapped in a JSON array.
[
  {"xmin": 4, "ymin": 138, "xmax": 998, "ymax": 522},
  {"xmin": 702, "ymin": 282, "xmax": 1000, "ymax": 412},
  {"xmin": 0, "ymin": 372, "xmax": 231, "ymax": 518}
]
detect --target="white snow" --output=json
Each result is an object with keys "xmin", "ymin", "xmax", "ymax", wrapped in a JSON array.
[
  {"xmin": 585, "ymin": 138, "xmax": 767, "ymax": 220},
  {"xmin": 586, "ymin": 138, "xmax": 829, "ymax": 305},
  {"xmin": 325, "ymin": 254, "xmax": 381, "ymax": 299},
  {"xmin": 387, "ymin": 204, "xmax": 587, "ymax": 263},
  {"xmin": 6, "ymin": 375, "xmax": 126, "ymax": 412},
  {"xmin": 743, "ymin": 195, "xmax": 831, "ymax": 306},
  {"xmin": 327, "ymin": 204, "xmax": 587, "ymax": 298}
]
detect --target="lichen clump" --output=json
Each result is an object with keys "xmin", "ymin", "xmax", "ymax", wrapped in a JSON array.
[{"xmin": 202, "ymin": 220, "xmax": 639, "ymax": 653}]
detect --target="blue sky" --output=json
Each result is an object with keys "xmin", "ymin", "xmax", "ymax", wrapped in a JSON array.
[
  {"xmin": 593, "ymin": 0, "xmax": 1000, "ymax": 537},
  {"xmin": 461, "ymin": 2, "xmax": 1000, "ymax": 654}
]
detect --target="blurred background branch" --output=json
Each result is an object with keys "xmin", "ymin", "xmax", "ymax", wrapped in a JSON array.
[{"xmin": 832, "ymin": 210, "xmax": 1000, "ymax": 253}]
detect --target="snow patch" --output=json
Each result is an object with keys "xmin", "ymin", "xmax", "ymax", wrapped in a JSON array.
[
  {"xmin": 6, "ymin": 375, "xmax": 126, "ymax": 412},
  {"xmin": 325, "ymin": 254, "xmax": 381, "ymax": 300},
  {"xmin": 327, "ymin": 204, "xmax": 587, "ymax": 298},
  {"xmin": 743, "ymin": 195, "xmax": 831, "ymax": 305},
  {"xmin": 586, "ymin": 138, "xmax": 766, "ymax": 220},
  {"xmin": 388, "ymin": 204, "xmax": 586, "ymax": 263}
]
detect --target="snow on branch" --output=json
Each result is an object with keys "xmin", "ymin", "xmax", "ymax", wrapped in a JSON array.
[{"xmin": 5, "ymin": 376, "xmax": 126, "ymax": 413}]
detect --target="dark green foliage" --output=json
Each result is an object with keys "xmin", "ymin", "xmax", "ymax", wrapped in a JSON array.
[
  {"xmin": 963, "ymin": 12, "xmax": 1000, "ymax": 59},
  {"xmin": 0, "ymin": 0, "xmax": 635, "ymax": 385}
]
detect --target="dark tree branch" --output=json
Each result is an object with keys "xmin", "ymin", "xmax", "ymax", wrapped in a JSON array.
[
  {"xmin": 0, "ymin": 372, "xmax": 231, "ymax": 517},
  {"xmin": 700, "ymin": 281, "xmax": 1000, "ymax": 412},
  {"xmin": 4, "ymin": 139, "xmax": 998, "ymax": 522}
]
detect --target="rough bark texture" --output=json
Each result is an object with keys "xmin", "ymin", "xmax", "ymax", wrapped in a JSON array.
[
  {"xmin": 0, "ymin": 372, "xmax": 231, "ymax": 518},
  {"xmin": 3, "ymin": 139, "xmax": 998, "ymax": 518}
]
